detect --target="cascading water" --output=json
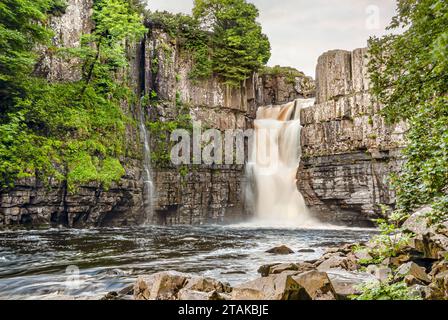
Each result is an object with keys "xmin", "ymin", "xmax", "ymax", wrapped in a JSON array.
[
  {"xmin": 245, "ymin": 98, "xmax": 319, "ymax": 227},
  {"xmin": 139, "ymin": 104, "xmax": 155, "ymax": 223}
]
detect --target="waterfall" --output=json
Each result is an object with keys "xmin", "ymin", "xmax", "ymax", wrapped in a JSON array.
[
  {"xmin": 139, "ymin": 104, "xmax": 155, "ymax": 223},
  {"xmin": 245, "ymin": 98, "xmax": 319, "ymax": 227}
]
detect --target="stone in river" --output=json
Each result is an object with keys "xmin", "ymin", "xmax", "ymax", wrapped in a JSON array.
[{"xmin": 266, "ymin": 245, "xmax": 294, "ymax": 255}]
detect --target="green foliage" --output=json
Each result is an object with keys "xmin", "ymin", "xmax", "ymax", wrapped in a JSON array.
[
  {"xmin": 355, "ymin": 212, "xmax": 412, "ymax": 265},
  {"xmin": 368, "ymin": 0, "xmax": 448, "ymax": 218},
  {"xmin": 148, "ymin": 0, "xmax": 271, "ymax": 85},
  {"xmin": 148, "ymin": 111, "xmax": 192, "ymax": 167},
  {"xmin": 260, "ymin": 65, "xmax": 305, "ymax": 84},
  {"xmin": 429, "ymin": 195, "xmax": 448, "ymax": 225},
  {"xmin": 0, "ymin": 0, "xmax": 147, "ymax": 192},
  {"xmin": 193, "ymin": 0, "xmax": 271, "ymax": 85},
  {"xmin": 0, "ymin": 0, "xmax": 59, "ymax": 106},
  {"xmin": 352, "ymin": 280, "xmax": 421, "ymax": 300}
]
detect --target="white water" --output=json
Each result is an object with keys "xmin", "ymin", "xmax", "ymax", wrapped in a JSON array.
[
  {"xmin": 246, "ymin": 98, "xmax": 319, "ymax": 228},
  {"xmin": 138, "ymin": 104, "xmax": 155, "ymax": 223}
]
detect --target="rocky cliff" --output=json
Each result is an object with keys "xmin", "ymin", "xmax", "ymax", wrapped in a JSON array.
[
  {"xmin": 0, "ymin": 0, "xmax": 145, "ymax": 227},
  {"xmin": 144, "ymin": 27, "xmax": 314, "ymax": 225},
  {"xmin": 298, "ymin": 49, "xmax": 407, "ymax": 226},
  {"xmin": 0, "ymin": 3, "xmax": 313, "ymax": 227}
]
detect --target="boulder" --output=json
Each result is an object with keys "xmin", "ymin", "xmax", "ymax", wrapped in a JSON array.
[
  {"xmin": 317, "ymin": 254, "xmax": 358, "ymax": 272},
  {"xmin": 429, "ymin": 260, "xmax": 448, "ymax": 278},
  {"xmin": 402, "ymin": 207, "xmax": 435, "ymax": 235},
  {"xmin": 408, "ymin": 284, "xmax": 432, "ymax": 300},
  {"xmin": 327, "ymin": 272, "xmax": 368, "ymax": 300},
  {"xmin": 178, "ymin": 289, "xmax": 229, "ymax": 301},
  {"xmin": 382, "ymin": 254, "xmax": 411, "ymax": 267},
  {"xmin": 133, "ymin": 271, "xmax": 231, "ymax": 300},
  {"xmin": 258, "ymin": 264, "xmax": 280, "ymax": 277},
  {"xmin": 266, "ymin": 245, "xmax": 294, "ymax": 255},
  {"xmin": 231, "ymin": 274, "xmax": 311, "ymax": 300},
  {"xmin": 409, "ymin": 234, "xmax": 448, "ymax": 260},
  {"xmin": 404, "ymin": 275, "xmax": 426, "ymax": 287},
  {"xmin": 258, "ymin": 262, "xmax": 315, "ymax": 277},
  {"xmin": 366, "ymin": 265, "xmax": 392, "ymax": 282},
  {"xmin": 433, "ymin": 271, "xmax": 448, "ymax": 298},
  {"xmin": 134, "ymin": 271, "xmax": 188, "ymax": 300},
  {"xmin": 291, "ymin": 271, "xmax": 337, "ymax": 300},
  {"xmin": 354, "ymin": 250, "xmax": 373, "ymax": 262},
  {"xmin": 184, "ymin": 276, "xmax": 232, "ymax": 294},
  {"xmin": 396, "ymin": 262, "xmax": 430, "ymax": 284},
  {"xmin": 269, "ymin": 263, "xmax": 299, "ymax": 275}
]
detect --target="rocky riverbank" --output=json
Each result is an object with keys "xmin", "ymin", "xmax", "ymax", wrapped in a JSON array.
[{"xmin": 102, "ymin": 208, "xmax": 447, "ymax": 301}]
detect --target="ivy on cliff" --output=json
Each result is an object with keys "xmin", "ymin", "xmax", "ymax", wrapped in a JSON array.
[
  {"xmin": 368, "ymin": 0, "xmax": 448, "ymax": 219},
  {"xmin": 0, "ymin": 0, "xmax": 147, "ymax": 191}
]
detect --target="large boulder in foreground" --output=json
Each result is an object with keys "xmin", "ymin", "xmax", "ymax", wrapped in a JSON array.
[
  {"xmin": 291, "ymin": 271, "xmax": 337, "ymax": 300},
  {"xmin": 133, "ymin": 271, "xmax": 231, "ymax": 300},
  {"xmin": 231, "ymin": 274, "xmax": 311, "ymax": 300}
]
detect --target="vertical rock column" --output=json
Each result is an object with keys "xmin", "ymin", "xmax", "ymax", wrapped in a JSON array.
[{"xmin": 298, "ymin": 48, "xmax": 407, "ymax": 226}]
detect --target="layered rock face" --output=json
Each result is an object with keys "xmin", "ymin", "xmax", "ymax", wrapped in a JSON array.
[
  {"xmin": 298, "ymin": 49, "xmax": 407, "ymax": 226},
  {"xmin": 145, "ymin": 28, "xmax": 313, "ymax": 224},
  {"xmin": 0, "ymin": 0, "xmax": 146, "ymax": 227},
  {"xmin": 0, "ymin": 7, "xmax": 311, "ymax": 227}
]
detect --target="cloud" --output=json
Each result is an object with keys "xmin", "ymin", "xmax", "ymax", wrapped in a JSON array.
[{"xmin": 144, "ymin": 0, "xmax": 397, "ymax": 77}]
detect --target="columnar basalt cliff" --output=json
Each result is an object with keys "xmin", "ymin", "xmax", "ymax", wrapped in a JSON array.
[{"xmin": 298, "ymin": 49, "xmax": 407, "ymax": 226}]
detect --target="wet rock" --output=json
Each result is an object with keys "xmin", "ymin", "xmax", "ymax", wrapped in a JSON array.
[
  {"xmin": 396, "ymin": 262, "xmax": 430, "ymax": 284},
  {"xmin": 102, "ymin": 291, "xmax": 119, "ymax": 300},
  {"xmin": 118, "ymin": 284, "xmax": 134, "ymax": 296},
  {"xmin": 266, "ymin": 245, "xmax": 294, "ymax": 255},
  {"xmin": 258, "ymin": 264, "xmax": 280, "ymax": 277},
  {"xmin": 291, "ymin": 271, "xmax": 337, "ymax": 300},
  {"xmin": 269, "ymin": 263, "xmax": 300, "ymax": 275},
  {"xmin": 298, "ymin": 249, "xmax": 315, "ymax": 253},
  {"xmin": 258, "ymin": 262, "xmax": 315, "ymax": 277},
  {"xmin": 231, "ymin": 274, "xmax": 311, "ymax": 300}
]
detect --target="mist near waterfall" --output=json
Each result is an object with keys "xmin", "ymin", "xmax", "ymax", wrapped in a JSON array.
[{"xmin": 245, "ymin": 98, "xmax": 320, "ymax": 228}]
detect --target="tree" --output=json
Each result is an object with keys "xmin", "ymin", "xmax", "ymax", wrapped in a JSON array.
[
  {"xmin": 0, "ymin": 0, "xmax": 147, "ymax": 191},
  {"xmin": 0, "ymin": 0, "xmax": 64, "ymax": 110},
  {"xmin": 193, "ymin": 0, "xmax": 271, "ymax": 85},
  {"xmin": 368, "ymin": 0, "xmax": 448, "ymax": 216}
]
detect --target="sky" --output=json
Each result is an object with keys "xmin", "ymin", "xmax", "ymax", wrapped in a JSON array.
[{"xmin": 143, "ymin": 0, "xmax": 398, "ymax": 77}]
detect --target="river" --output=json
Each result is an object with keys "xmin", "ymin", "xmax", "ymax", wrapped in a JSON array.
[{"xmin": 0, "ymin": 224, "xmax": 376, "ymax": 299}]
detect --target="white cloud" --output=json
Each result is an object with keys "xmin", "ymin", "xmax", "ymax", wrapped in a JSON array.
[{"xmin": 144, "ymin": 0, "xmax": 397, "ymax": 77}]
